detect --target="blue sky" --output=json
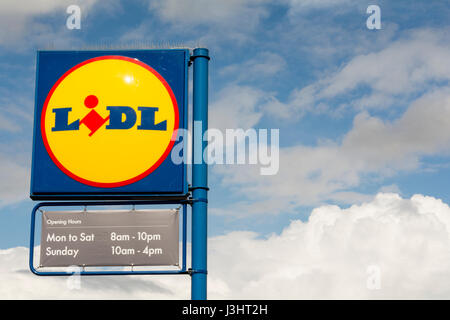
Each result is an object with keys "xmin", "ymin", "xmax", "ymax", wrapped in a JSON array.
[
  {"xmin": 0, "ymin": 0, "xmax": 450, "ymax": 299},
  {"xmin": 0, "ymin": 0, "xmax": 449, "ymax": 246}
]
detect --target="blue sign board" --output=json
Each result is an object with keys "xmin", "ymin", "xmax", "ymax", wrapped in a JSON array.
[{"xmin": 30, "ymin": 50, "xmax": 189, "ymax": 199}]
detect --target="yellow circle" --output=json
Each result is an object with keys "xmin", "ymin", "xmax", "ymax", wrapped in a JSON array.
[{"xmin": 42, "ymin": 56, "xmax": 178, "ymax": 187}]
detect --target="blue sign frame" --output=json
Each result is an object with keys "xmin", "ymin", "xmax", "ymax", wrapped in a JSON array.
[
  {"xmin": 29, "ymin": 200, "xmax": 188, "ymax": 276},
  {"xmin": 30, "ymin": 50, "xmax": 189, "ymax": 200}
]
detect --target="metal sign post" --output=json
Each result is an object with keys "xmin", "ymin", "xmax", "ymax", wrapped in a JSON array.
[{"xmin": 190, "ymin": 48, "xmax": 210, "ymax": 300}]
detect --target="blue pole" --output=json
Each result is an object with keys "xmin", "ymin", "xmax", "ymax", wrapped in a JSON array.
[{"xmin": 191, "ymin": 48, "xmax": 209, "ymax": 300}]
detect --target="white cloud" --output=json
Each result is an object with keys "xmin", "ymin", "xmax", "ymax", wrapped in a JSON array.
[
  {"xmin": 378, "ymin": 184, "xmax": 401, "ymax": 194},
  {"xmin": 149, "ymin": 0, "xmax": 269, "ymax": 26},
  {"xmin": 288, "ymin": 0, "xmax": 353, "ymax": 12},
  {"xmin": 0, "ymin": 0, "xmax": 99, "ymax": 47},
  {"xmin": 2, "ymin": 193, "xmax": 450, "ymax": 299},
  {"xmin": 0, "ymin": 155, "xmax": 29, "ymax": 206},
  {"xmin": 286, "ymin": 0, "xmax": 358, "ymax": 21},
  {"xmin": 209, "ymin": 84, "xmax": 269, "ymax": 130},
  {"xmin": 0, "ymin": 88, "xmax": 34, "ymax": 133},
  {"xmin": 263, "ymin": 85, "xmax": 320, "ymax": 121},
  {"xmin": 0, "ymin": 114, "xmax": 21, "ymax": 133},
  {"xmin": 220, "ymin": 52, "xmax": 287, "ymax": 81},
  {"xmin": 340, "ymin": 89, "xmax": 450, "ymax": 171},
  {"xmin": 146, "ymin": 0, "xmax": 273, "ymax": 46},
  {"xmin": 321, "ymin": 30, "xmax": 450, "ymax": 101},
  {"xmin": 0, "ymin": 90, "xmax": 33, "ymax": 207},
  {"xmin": 214, "ymin": 88, "xmax": 450, "ymax": 211},
  {"xmin": 264, "ymin": 29, "xmax": 450, "ymax": 121},
  {"xmin": 209, "ymin": 30, "xmax": 450, "ymax": 212}
]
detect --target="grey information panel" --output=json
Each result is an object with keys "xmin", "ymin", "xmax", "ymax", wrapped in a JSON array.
[{"xmin": 40, "ymin": 209, "xmax": 179, "ymax": 267}]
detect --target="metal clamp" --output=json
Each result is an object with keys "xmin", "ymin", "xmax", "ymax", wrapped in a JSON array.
[
  {"xmin": 188, "ymin": 197, "xmax": 208, "ymax": 204},
  {"xmin": 190, "ymin": 54, "xmax": 210, "ymax": 61},
  {"xmin": 187, "ymin": 268, "xmax": 208, "ymax": 276},
  {"xmin": 189, "ymin": 186, "xmax": 210, "ymax": 192}
]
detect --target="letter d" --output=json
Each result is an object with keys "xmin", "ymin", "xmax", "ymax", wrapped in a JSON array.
[{"xmin": 106, "ymin": 106, "xmax": 137, "ymax": 129}]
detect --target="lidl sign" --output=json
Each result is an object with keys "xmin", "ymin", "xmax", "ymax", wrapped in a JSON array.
[{"xmin": 31, "ymin": 50, "xmax": 188, "ymax": 199}]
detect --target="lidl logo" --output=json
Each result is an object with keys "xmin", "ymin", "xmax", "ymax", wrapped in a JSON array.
[{"xmin": 41, "ymin": 56, "xmax": 179, "ymax": 188}]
